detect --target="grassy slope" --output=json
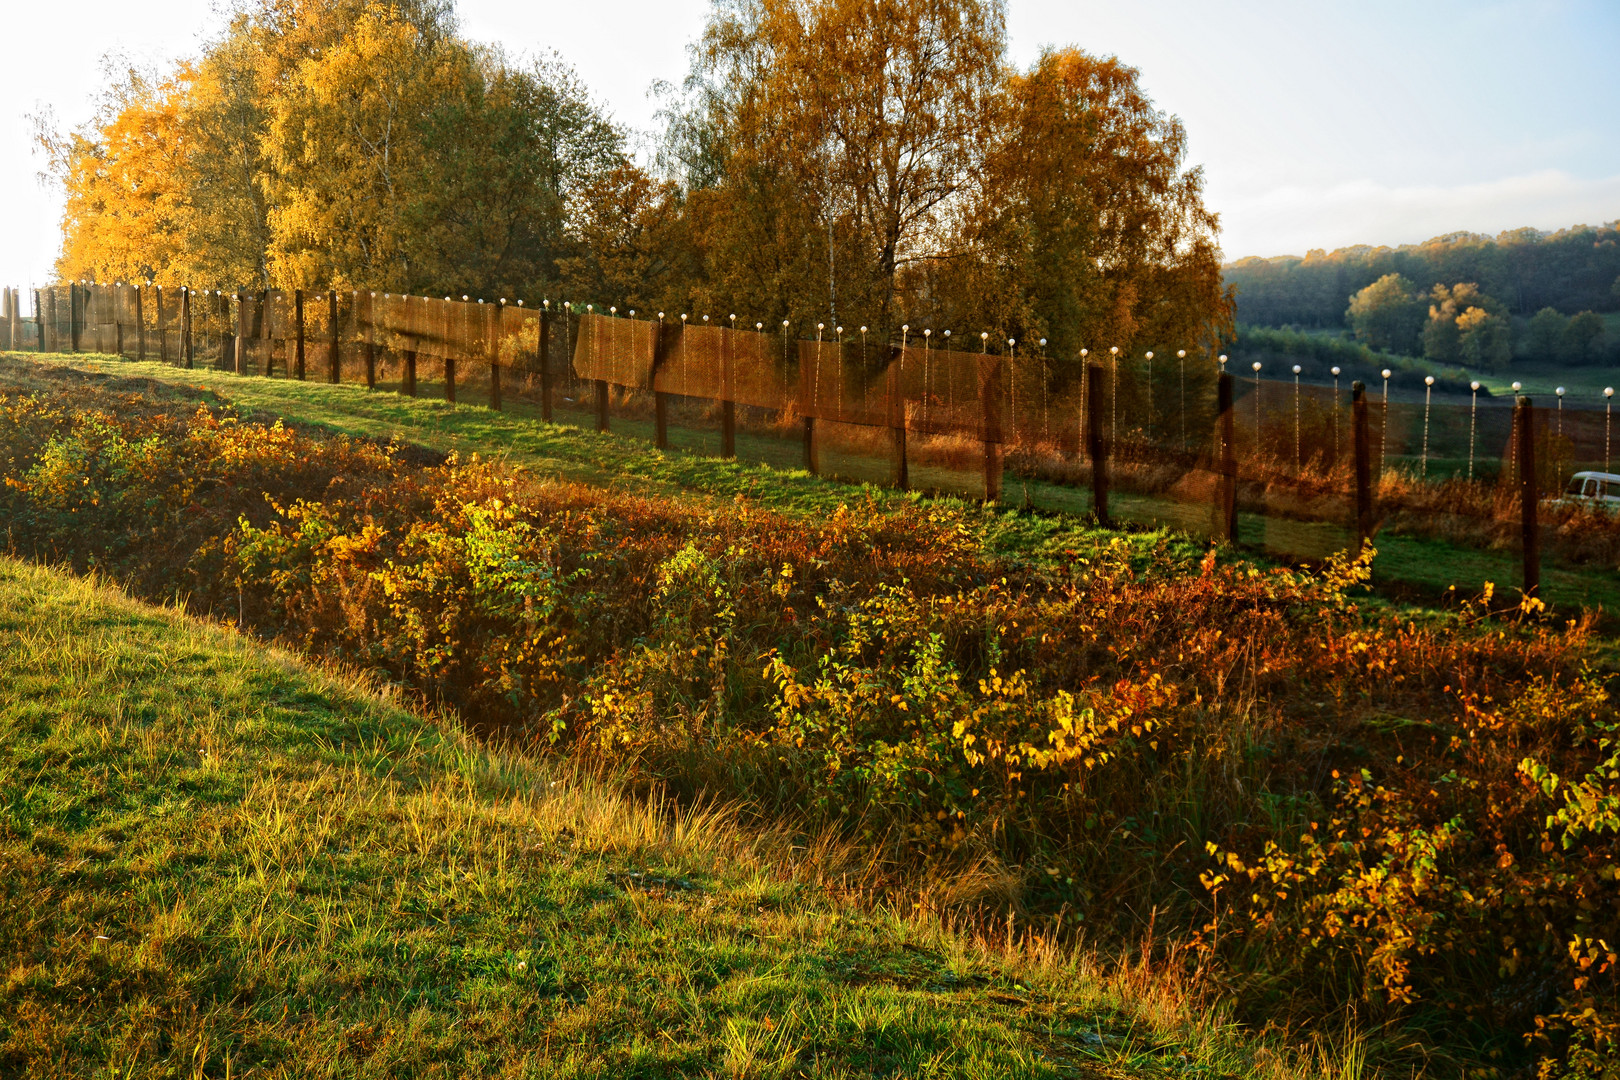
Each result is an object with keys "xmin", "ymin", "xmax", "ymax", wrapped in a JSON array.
[
  {"xmin": 11, "ymin": 350, "xmax": 1620, "ymax": 613},
  {"xmin": 0, "ymin": 556, "xmax": 1309, "ymax": 1079}
]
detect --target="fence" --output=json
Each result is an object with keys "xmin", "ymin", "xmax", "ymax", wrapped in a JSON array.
[{"xmin": 6, "ymin": 280, "xmax": 1619, "ymax": 602}]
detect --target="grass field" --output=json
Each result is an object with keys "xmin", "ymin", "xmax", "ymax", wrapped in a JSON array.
[
  {"xmin": 11, "ymin": 349, "xmax": 1620, "ymax": 613},
  {"xmin": 0, "ymin": 554, "xmax": 1322, "ymax": 1078}
]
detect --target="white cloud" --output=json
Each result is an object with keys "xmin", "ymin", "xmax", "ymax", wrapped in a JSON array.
[{"xmin": 1218, "ymin": 170, "xmax": 1620, "ymax": 260}]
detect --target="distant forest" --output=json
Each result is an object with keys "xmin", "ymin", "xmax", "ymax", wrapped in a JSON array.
[{"xmin": 1224, "ymin": 224, "xmax": 1620, "ymax": 370}]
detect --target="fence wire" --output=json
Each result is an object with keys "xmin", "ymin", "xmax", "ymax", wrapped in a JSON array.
[{"xmin": 12, "ymin": 282, "xmax": 1620, "ymax": 598}]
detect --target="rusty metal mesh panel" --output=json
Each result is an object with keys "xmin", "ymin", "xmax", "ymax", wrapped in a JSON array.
[
  {"xmin": 36, "ymin": 278, "xmax": 1620, "ymax": 592},
  {"xmin": 727, "ymin": 325, "xmax": 788, "ymax": 411}
]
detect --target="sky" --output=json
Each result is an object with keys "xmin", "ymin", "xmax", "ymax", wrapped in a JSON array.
[{"xmin": 1, "ymin": 0, "xmax": 1615, "ymax": 292}]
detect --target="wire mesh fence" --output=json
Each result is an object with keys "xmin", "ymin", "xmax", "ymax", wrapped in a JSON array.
[{"xmin": 9, "ymin": 280, "xmax": 1620, "ymax": 601}]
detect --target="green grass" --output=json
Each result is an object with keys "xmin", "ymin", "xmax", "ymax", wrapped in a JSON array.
[
  {"xmin": 1466, "ymin": 363, "xmax": 1617, "ymax": 399},
  {"xmin": 6, "ymin": 353, "xmax": 915, "ymax": 515},
  {"xmin": 0, "ymin": 554, "xmax": 1324, "ymax": 1078}
]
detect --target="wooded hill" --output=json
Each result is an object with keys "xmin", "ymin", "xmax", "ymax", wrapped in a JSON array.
[
  {"xmin": 1224, "ymin": 224, "xmax": 1620, "ymax": 369},
  {"xmin": 1225, "ymin": 224, "xmax": 1620, "ymax": 327}
]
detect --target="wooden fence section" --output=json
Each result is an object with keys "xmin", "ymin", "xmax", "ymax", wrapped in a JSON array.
[{"xmin": 5, "ymin": 280, "xmax": 1596, "ymax": 595}]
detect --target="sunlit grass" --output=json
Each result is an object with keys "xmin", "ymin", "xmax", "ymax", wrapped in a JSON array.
[{"xmin": 0, "ymin": 555, "xmax": 1336, "ymax": 1077}]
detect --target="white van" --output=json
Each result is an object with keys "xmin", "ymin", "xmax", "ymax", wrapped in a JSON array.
[{"xmin": 1553, "ymin": 471, "xmax": 1620, "ymax": 512}]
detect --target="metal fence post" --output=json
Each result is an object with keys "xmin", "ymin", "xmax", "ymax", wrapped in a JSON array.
[
  {"xmin": 800, "ymin": 340, "xmax": 818, "ymax": 474},
  {"xmin": 539, "ymin": 304, "xmax": 553, "ymax": 422},
  {"xmin": 1086, "ymin": 360, "xmax": 1108, "ymax": 527},
  {"xmin": 1217, "ymin": 371, "xmax": 1237, "ymax": 542},
  {"xmin": 720, "ymin": 325, "xmax": 736, "ymax": 459},
  {"xmin": 259, "ymin": 290, "xmax": 273, "ymax": 375},
  {"xmin": 1353, "ymin": 381, "xmax": 1372, "ymax": 551},
  {"xmin": 155, "ymin": 286, "xmax": 167, "ymax": 363},
  {"xmin": 653, "ymin": 318, "xmax": 669, "ymax": 449},
  {"xmin": 892, "ymin": 360, "xmax": 909, "ymax": 491},
  {"xmin": 214, "ymin": 291, "xmax": 226, "ymax": 369},
  {"xmin": 234, "ymin": 291, "xmax": 248, "ymax": 374},
  {"xmin": 1518, "ymin": 395, "xmax": 1539, "ymax": 597},
  {"xmin": 980, "ymin": 354, "xmax": 1003, "ymax": 503},
  {"xmin": 439, "ymin": 305, "xmax": 453, "ymax": 403},
  {"xmin": 363, "ymin": 294, "xmax": 376, "ymax": 389},
  {"xmin": 328, "ymin": 291, "xmax": 340, "ymax": 383},
  {"xmin": 489, "ymin": 301, "xmax": 503, "ymax": 411},
  {"xmin": 294, "ymin": 289, "xmax": 305, "ymax": 380}
]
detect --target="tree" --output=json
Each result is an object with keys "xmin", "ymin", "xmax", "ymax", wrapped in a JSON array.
[
  {"xmin": 1422, "ymin": 308, "xmax": 1460, "ymax": 364},
  {"xmin": 667, "ymin": 0, "xmax": 1005, "ymax": 332},
  {"xmin": 1345, "ymin": 273, "xmax": 1422, "ymax": 354},
  {"xmin": 1563, "ymin": 310, "xmax": 1606, "ymax": 365},
  {"xmin": 951, "ymin": 47, "xmax": 1231, "ymax": 357},
  {"xmin": 261, "ymin": 10, "xmax": 613, "ymax": 296},
  {"xmin": 46, "ymin": 0, "xmax": 1233, "ymax": 354},
  {"xmin": 42, "ymin": 0, "xmax": 625, "ymax": 299},
  {"xmin": 1524, "ymin": 306, "xmax": 1568, "ymax": 361},
  {"xmin": 662, "ymin": 1, "xmax": 1231, "ymax": 354},
  {"xmin": 1424, "ymin": 282, "xmax": 1505, "ymax": 367},
  {"xmin": 262, "ymin": 9, "xmax": 472, "ymax": 291},
  {"xmin": 39, "ymin": 64, "xmax": 193, "ymax": 286},
  {"xmin": 41, "ymin": 0, "xmax": 463, "ymax": 289},
  {"xmin": 1456, "ymin": 305, "xmax": 1511, "ymax": 370},
  {"xmin": 557, "ymin": 163, "xmax": 689, "ymax": 311}
]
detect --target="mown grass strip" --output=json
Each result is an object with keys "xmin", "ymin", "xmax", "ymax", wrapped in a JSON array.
[{"xmin": 0, "ymin": 556, "xmax": 1309, "ymax": 1078}]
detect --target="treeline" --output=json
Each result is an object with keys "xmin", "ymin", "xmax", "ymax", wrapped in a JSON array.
[
  {"xmin": 1340, "ymin": 273, "xmax": 1614, "ymax": 371},
  {"xmin": 38, "ymin": 0, "xmax": 1231, "ymax": 361},
  {"xmin": 1225, "ymin": 226, "xmax": 1620, "ymax": 370},
  {"xmin": 1226, "ymin": 225, "xmax": 1620, "ymax": 326}
]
